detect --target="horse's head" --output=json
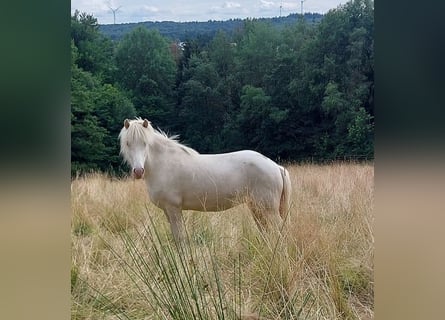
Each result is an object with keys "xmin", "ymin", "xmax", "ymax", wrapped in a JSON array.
[{"xmin": 119, "ymin": 118, "xmax": 151, "ymax": 179}]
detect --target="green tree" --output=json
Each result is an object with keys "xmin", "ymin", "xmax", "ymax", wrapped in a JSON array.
[
  {"xmin": 208, "ymin": 31, "xmax": 236, "ymax": 78},
  {"xmin": 263, "ymin": 21, "xmax": 317, "ymax": 159},
  {"xmin": 321, "ymin": 81, "xmax": 352, "ymax": 156},
  {"xmin": 94, "ymin": 84, "xmax": 136, "ymax": 171},
  {"xmin": 71, "ymin": 5, "xmax": 375, "ymax": 172},
  {"xmin": 286, "ymin": 0, "xmax": 374, "ymax": 159},
  {"xmin": 175, "ymin": 53, "xmax": 226, "ymax": 152},
  {"xmin": 174, "ymin": 33, "xmax": 241, "ymax": 153},
  {"xmin": 233, "ymin": 85, "xmax": 288, "ymax": 157},
  {"xmin": 347, "ymin": 107, "xmax": 374, "ymax": 158},
  {"xmin": 71, "ymin": 10, "xmax": 115, "ymax": 81},
  {"xmin": 71, "ymin": 36, "xmax": 136, "ymax": 174},
  {"xmin": 235, "ymin": 20, "xmax": 281, "ymax": 87},
  {"xmin": 71, "ymin": 40, "xmax": 107, "ymax": 174},
  {"xmin": 115, "ymin": 27, "xmax": 176, "ymax": 125}
]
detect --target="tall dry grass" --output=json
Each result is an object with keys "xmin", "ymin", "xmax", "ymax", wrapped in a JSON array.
[{"xmin": 71, "ymin": 163, "xmax": 374, "ymax": 319}]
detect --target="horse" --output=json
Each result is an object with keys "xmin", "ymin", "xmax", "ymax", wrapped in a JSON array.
[{"xmin": 119, "ymin": 118, "xmax": 292, "ymax": 242}]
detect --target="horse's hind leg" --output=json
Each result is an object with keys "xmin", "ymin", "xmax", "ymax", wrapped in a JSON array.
[
  {"xmin": 248, "ymin": 200, "xmax": 282, "ymax": 233},
  {"xmin": 248, "ymin": 204, "xmax": 268, "ymax": 232}
]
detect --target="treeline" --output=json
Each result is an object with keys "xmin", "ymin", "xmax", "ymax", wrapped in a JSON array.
[
  {"xmin": 99, "ymin": 13, "xmax": 324, "ymax": 41},
  {"xmin": 71, "ymin": 0, "xmax": 374, "ymax": 175}
]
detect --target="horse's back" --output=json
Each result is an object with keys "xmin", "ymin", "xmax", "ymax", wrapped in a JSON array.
[
  {"xmin": 200, "ymin": 150, "xmax": 279, "ymax": 177},
  {"xmin": 199, "ymin": 150, "xmax": 283, "ymax": 195}
]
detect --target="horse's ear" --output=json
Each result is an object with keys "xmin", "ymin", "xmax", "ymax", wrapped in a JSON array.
[
  {"xmin": 142, "ymin": 119, "xmax": 150, "ymax": 128},
  {"xmin": 124, "ymin": 119, "xmax": 130, "ymax": 129}
]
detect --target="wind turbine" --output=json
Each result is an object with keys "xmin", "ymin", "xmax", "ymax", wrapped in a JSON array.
[
  {"xmin": 280, "ymin": 0, "xmax": 283, "ymax": 17},
  {"xmin": 108, "ymin": 4, "xmax": 122, "ymax": 24},
  {"xmin": 300, "ymin": 0, "xmax": 307, "ymax": 16}
]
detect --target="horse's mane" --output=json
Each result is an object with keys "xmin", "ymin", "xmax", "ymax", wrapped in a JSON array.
[
  {"xmin": 155, "ymin": 128, "xmax": 199, "ymax": 155},
  {"xmin": 119, "ymin": 118, "xmax": 199, "ymax": 156}
]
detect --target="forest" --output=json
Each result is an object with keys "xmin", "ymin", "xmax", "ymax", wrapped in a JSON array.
[
  {"xmin": 71, "ymin": 0, "xmax": 374, "ymax": 175},
  {"xmin": 98, "ymin": 12, "xmax": 324, "ymax": 41}
]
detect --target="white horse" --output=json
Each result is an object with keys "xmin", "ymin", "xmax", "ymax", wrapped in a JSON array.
[{"xmin": 119, "ymin": 118, "xmax": 292, "ymax": 242}]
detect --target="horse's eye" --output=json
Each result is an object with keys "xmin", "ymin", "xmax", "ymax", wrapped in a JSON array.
[{"xmin": 126, "ymin": 142, "xmax": 130, "ymax": 147}]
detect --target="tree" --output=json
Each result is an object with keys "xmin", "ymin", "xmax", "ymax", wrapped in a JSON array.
[
  {"xmin": 208, "ymin": 31, "xmax": 236, "ymax": 78},
  {"xmin": 235, "ymin": 20, "xmax": 281, "ymax": 88},
  {"xmin": 71, "ymin": 38, "xmax": 136, "ymax": 175},
  {"xmin": 94, "ymin": 84, "xmax": 136, "ymax": 171},
  {"xmin": 286, "ymin": 0, "xmax": 374, "ymax": 159},
  {"xmin": 114, "ymin": 27, "xmax": 177, "ymax": 126},
  {"xmin": 71, "ymin": 5, "xmax": 374, "ymax": 173},
  {"xmin": 347, "ymin": 107, "xmax": 374, "ymax": 158},
  {"xmin": 233, "ymin": 85, "xmax": 288, "ymax": 157},
  {"xmin": 71, "ymin": 10, "xmax": 114, "ymax": 81},
  {"xmin": 175, "ymin": 53, "xmax": 226, "ymax": 152},
  {"xmin": 261, "ymin": 21, "xmax": 317, "ymax": 160},
  {"xmin": 71, "ymin": 40, "xmax": 107, "ymax": 174}
]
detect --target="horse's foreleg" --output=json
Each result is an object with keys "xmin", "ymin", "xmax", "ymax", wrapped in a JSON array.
[{"xmin": 163, "ymin": 206, "xmax": 184, "ymax": 244}]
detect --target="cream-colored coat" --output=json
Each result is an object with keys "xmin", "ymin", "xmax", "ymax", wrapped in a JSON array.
[{"xmin": 119, "ymin": 118, "xmax": 291, "ymax": 242}]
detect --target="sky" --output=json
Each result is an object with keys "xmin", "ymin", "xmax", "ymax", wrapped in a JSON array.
[{"xmin": 71, "ymin": 0, "xmax": 345, "ymax": 25}]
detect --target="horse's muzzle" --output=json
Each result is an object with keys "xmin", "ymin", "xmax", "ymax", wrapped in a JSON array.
[{"xmin": 133, "ymin": 168, "xmax": 145, "ymax": 179}]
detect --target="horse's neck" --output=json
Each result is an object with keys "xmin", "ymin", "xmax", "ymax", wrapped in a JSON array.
[{"xmin": 146, "ymin": 138, "xmax": 183, "ymax": 169}]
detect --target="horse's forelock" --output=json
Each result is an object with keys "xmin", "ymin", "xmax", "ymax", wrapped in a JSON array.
[
  {"xmin": 119, "ymin": 119, "xmax": 152, "ymax": 160},
  {"xmin": 122, "ymin": 119, "xmax": 152, "ymax": 144}
]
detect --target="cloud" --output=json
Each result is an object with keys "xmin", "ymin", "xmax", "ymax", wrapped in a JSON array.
[
  {"xmin": 208, "ymin": 1, "xmax": 246, "ymax": 18},
  {"xmin": 222, "ymin": 1, "xmax": 241, "ymax": 9},
  {"xmin": 142, "ymin": 5, "xmax": 159, "ymax": 13},
  {"xmin": 260, "ymin": 0, "xmax": 275, "ymax": 9},
  {"xmin": 281, "ymin": 1, "xmax": 300, "ymax": 11}
]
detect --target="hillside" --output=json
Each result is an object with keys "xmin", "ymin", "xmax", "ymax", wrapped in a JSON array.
[{"xmin": 99, "ymin": 12, "xmax": 324, "ymax": 41}]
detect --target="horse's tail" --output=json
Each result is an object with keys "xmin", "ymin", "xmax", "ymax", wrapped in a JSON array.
[{"xmin": 279, "ymin": 166, "xmax": 292, "ymax": 220}]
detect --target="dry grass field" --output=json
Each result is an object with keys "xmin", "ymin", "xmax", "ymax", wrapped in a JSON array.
[{"xmin": 71, "ymin": 162, "xmax": 374, "ymax": 319}]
